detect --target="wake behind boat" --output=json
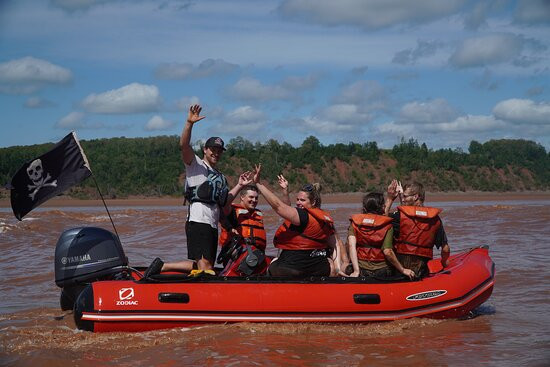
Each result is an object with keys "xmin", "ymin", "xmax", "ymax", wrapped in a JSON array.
[{"xmin": 54, "ymin": 227, "xmax": 495, "ymax": 333}]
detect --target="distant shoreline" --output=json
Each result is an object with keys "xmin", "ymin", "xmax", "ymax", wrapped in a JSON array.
[{"xmin": 1, "ymin": 191, "xmax": 549, "ymax": 208}]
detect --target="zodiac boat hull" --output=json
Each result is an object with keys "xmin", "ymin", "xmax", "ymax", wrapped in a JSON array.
[{"xmin": 74, "ymin": 247, "xmax": 494, "ymax": 332}]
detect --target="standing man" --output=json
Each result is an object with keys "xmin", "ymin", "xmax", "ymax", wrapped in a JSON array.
[
  {"xmin": 384, "ymin": 180, "xmax": 450, "ymax": 278},
  {"xmin": 145, "ymin": 104, "xmax": 249, "ymax": 277}
]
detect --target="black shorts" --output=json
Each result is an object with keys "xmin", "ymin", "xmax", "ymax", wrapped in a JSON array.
[
  {"xmin": 267, "ymin": 249, "xmax": 331, "ymax": 278},
  {"xmin": 186, "ymin": 221, "xmax": 218, "ymax": 263}
]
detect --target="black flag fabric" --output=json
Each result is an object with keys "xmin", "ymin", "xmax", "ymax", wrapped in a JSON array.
[{"xmin": 8, "ymin": 132, "xmax": 92, "ymax": 220}]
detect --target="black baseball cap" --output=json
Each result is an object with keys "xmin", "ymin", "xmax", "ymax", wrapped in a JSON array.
[{"xmin": 204, "ymin": 136, "xmax": 226, "ymax": 151}]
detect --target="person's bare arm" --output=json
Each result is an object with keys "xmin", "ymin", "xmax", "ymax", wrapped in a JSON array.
[
  {"xmin": 223, "ymin": 171, "xmax": 252, "ymax": 215},
  {"xmin": 384, "ymin": 179, "xmax": 399, "ymax": 215},
  {"xmin": 440, "ymin": 243, "xmax": 450, "ymax": 268},
  {"xmin": 278, "ymin": 174, "xmax": 291, "ymax": 206},
  {"xmin": 253, "ymin": 164, "xmax": 300, "ymax": 225},
  {"xmin": 180, "ymin": 104, "xmax": 205, "ymax": 165},
  {"xmin": 348, "ymin": 235, "xmax": 360, "ymax": 277},
  {"xmin": 382, "ymin": 248, "xmax": 415, "ymax": 280}
]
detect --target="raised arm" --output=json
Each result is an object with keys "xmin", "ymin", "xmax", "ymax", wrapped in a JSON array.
[
  {"xmin": 180, "ymin": 104, "xmax": 205, "ymax": 165},
  {"xmin": 253, "ymin": 165, "xmax": 300, "ymax": 225},
  {"xmin": 223, "ymin": 171, "xmax": 252, "ymax": 216},
  {"xmin": 384, "ymin": 179, "xmax": 399, "ymax": 215},
  {"xmin": 278, "ymin": 174, "xmax": 291, "ymax": 206}
]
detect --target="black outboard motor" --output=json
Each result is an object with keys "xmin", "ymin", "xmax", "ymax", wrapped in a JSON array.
[{"xmin": 55, "ymin": 227, "xmax": 130, "ymax": 310}]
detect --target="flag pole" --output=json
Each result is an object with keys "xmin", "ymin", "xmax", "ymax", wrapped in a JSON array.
[
  {"xmin": 91, "ymin": 173, "xmax": 120, "ymax": 242},
  {"xmin": 71, "ymin": 131, "xmax": 120, "ymax": 242}
]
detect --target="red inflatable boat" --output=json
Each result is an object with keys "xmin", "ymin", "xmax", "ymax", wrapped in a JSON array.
[{"xmin": 64, "ymin": 232, "xmax": 494, "ymax": 332}]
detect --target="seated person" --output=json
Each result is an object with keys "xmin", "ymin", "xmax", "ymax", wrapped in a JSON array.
[
  {"xmin": 219, "ymin": 184, "xmax": 267, "ymax": 252},
  {"xmin": 347, "ymin": 192, "xmax": 415, "ymax": 280},
  {"xmin": 384, "ymin": 180, "xmax": 450, "ymax": 278},
  {"xmin": 252, "ymin": 164, "xmax": 340, "ymax": 278}
]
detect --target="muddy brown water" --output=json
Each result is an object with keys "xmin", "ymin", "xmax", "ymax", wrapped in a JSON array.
[{"xmin": 1, "ymin": 198, "xmax": 549, "ymax": 366}]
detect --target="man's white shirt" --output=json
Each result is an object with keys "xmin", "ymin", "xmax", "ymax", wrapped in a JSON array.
[{"xmin": 185, "ymin": 155, "xmax": 221, "ymax": 229}]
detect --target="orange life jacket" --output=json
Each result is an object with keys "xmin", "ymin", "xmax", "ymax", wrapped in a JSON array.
[
  {"xmin": 273, "ymin": 207, "xmax": 335, "ymax": 250},
  {"xmin": 394, "ymin": 206, "xmax": 442, "ymax": 259},
  {"xmin": 219, "ymin": 204, "xmax": 267, "ymax": 251},
  {"xmin": 350, "ymin": 213, "xmax": 393, "ymax": 262}
]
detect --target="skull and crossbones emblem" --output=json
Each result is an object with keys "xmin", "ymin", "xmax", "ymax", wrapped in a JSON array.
[{"xmin": 26, "ymin": 159, "xmax": 57, "ymax": 200}]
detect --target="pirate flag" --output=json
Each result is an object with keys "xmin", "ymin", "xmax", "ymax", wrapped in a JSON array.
[{"xmin": 7, "ymin": 132, "xmax": 92, "ymax": 220}]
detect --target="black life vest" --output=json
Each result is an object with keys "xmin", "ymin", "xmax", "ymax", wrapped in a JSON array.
[{"xmin": 184, "ymin": 168, "xmax": 228, "ymax": 207}]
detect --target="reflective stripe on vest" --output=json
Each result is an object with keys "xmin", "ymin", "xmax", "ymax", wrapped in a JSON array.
[
  {"xmin": 394, "ymin": 205, "xmax": 442, "ymax": 259},
  {"xmin": 219, "ymin": 204, "xmax": 267, "ymax": 251},
  {"xmin": 274, "ymin": 207, "xmax": 335, "ymax": 250},
  {"xmin": 350, "ymin": 213, "xmax": 393, "ymax": 262}
]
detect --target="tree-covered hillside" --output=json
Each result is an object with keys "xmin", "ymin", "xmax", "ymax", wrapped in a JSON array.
[{"xmin": 1, "ymin": 136, "xmax": 549, "ymax": 199}]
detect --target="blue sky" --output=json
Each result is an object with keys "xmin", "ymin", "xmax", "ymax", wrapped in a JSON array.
[{"xmin": 0, "ymin": 0, "xmax": 549, "ymax": 150}]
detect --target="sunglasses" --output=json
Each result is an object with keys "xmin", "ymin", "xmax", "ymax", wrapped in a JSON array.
[{"xmin": 301, "ymin": 183, "xmax": 314, "ymax": 192}]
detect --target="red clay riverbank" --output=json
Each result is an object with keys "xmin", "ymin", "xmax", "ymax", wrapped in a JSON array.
[{"xmin": 1, "ymin": 191, "xmax": 549, "ymax": 208}]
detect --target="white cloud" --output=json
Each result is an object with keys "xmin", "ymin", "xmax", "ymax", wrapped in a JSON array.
[
  {"xmin": 424, "ymin": 114, "xmax": 506, "ymax": 132},
  {"xmin": 321, "ymin": 104, "xmax": 372, "ymax": 124},
  {"xmin": 381, "ymin": 114, "xmax": 504, "ymax": 134},
  {"xmin": 155, "ymin": 59, "xmax": 238, "ymax": 80},
  {"xmin": 281, "ymin": 73, "xmax": 321, "ymax": 90},
  {"xmin": 392, "ymin": 40, "xmax": 445, "ymax": 65},
  {"xmin": 225, "ymin": 106, "xmax": 266, "ymax": 123},
  {"xmin": 374, "ymin": 97, "xmax": 550, "ymax": 148},
  {"xmin": 375, "ymin": 120, "xmax": 416, "ymax": 136},
  {"xmin": 227, "ymin": 77, "xmax": 293, "ymax": 102},
  {"xmin": 278, "ymin": 0, "xmax": 466, "ymax": 30},
  {"xmin": 55, "ymin": 111, "xmax": 86, "ymax": 128},
  {"xmin": 493, "ymin": 99, "xmax": 550, "ymax": 125},
  {"xmin": 463, "ymin": 1, "xmax": 490, "ymax": 30},
  {"xmin": 333, "ymin": 80, "xmax": 389, "ymax": 112},
  {"xmin": 449, "ymin": 33, "xmax": 524, "ymax": 68},
  {"xmin": 50, "ymin": 0, "xmax": 112, "ymax": 12},
  {"xmin": 293, "ymin": 116, "xmax": 357, "ymax": 135},
  {"xmin": 145, "ymin": 115, "xmax": 175, "ymax": 131},
  {"xmin": 24, "ymin": 96, "xmax": 55, "ymax": 108},
  {"xmin": 81, "ymin": 83, "xmax": 161, "ymax": 114},
  {"xmin": 280, "ymin": 104, "xmax": 371, "ymax": 139},
  {"xmin": 273, "ymin": 80, "xmax": 388, "ymax": 139},
  {"xmin": 214, "ymin": 106, "xmax": 267, "ymax": 134},
  {"xmin": 373, "ymin": 114, "xmax": 509, "ymax": 149},
  {"xmin": 0, "ymin": 57, "xmax": 72, "ymax": 94},
  {"xmin": 174, "ymin": 96, "xmax": 201, "ymax": 111},
  {"xmin": 514, "ymin": 0, "xmax": 550, "ymax": 24},
  {"xmin": 398, "ymin": 98, "xmax": 458, "ymax": 124}
]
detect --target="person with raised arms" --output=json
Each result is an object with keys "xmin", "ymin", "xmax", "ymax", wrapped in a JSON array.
[
  {"xmin": 144, "ymin": 104, "xmax": 251, "ymax": 277},
  {"xmin": 251, "ymin": 164, "xmax": 341, "ymax": 278},
  {"xmin": 384, "ymin": 180, "xmax": 450, "ymax": 278},
  {"xmin": 218, "ymin": 184, "xmax": 267, "ymax": 254},
  {"xmin": 347, "ymin": 192, "xmax": 415, "ymax": 280}
]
